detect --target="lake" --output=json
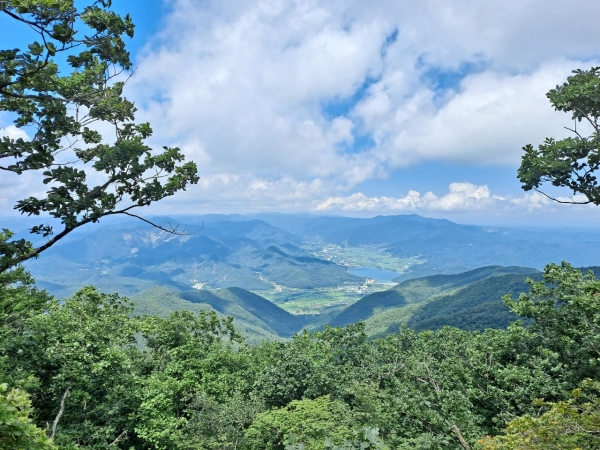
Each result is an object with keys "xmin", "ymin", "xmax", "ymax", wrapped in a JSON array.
[{"xmin": 348, "ymin": 267, "xmax": 400, "ymax": 283}]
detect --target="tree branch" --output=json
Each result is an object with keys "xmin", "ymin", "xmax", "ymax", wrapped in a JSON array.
[
  {"xmin": 117, "ymin": 210, "xmax": 202, "ymax": 235},
  {"xmin": 109, "ymin": 430, "xmax": 128, "ymax": 446},
  {"xmin": 446, "ymin": 421, "xmax": 471, "ymax": 450},
  {"xmin": 534, "ymin": 188, "xmax": 592, "ymax": 204},
  {"xmin": 50, "ymin": 388, "xmax": 69, "ymax": 439}
]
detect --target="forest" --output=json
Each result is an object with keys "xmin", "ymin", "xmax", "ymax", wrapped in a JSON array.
[
  {"xmin": 2, "ymin": 1, "xmax": 600, "ymax": 449},
  {"xmin": 3, "ymin": 262, "xmax": 600, "ymax": 449}
]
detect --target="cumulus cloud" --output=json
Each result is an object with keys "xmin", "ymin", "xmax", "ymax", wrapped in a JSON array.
[
  {"xmin": 0, "ymin": 125, "xmax": 29, "ymax": 141},
  {"xmin": 315, "ymin": 182, "xmax": 505, "ymax": 213},
  {"xmin": 309, "ymin": 181, "xmax": 600, "ymax": 227},
  {"xmin": 4, "ymin": 0, "xmax": 600, "ymax": 225},
  {"xmin": 129, "ymin": 0, "xmax": 600, "ymax": 185},
  {"xmin": 152, "ymin": 177, "xmax": 553, "ymax": 217}
]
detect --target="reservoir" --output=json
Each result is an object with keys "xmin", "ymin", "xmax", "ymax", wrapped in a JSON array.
[{"xmin": 348, "ymin": 267, "xmax": 400, "ymax": 283}]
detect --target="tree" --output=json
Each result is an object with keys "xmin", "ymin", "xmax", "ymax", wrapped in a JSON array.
[
  {"xmin": 479, "ymin": 379, "xmax": 600, "ymax": 450},
  {"xmin": 10, "ymin": 287, "xmax": 142, "ymax": 448},
  {"xmin": 244, "ymin": 396, "xmax": 354, "ymax": 450},
  {"xmin": 135, "ymin": 310, "xmax": 244, "ymax": 449},
  {"xmin": 0, "ymin": 384, "xmax": 56, "ymax": 450},
  {"xmin": 0, "ymin": 264, "xmax": 53, "ymax": 392},
  {"xmin": 518, "ymin": 67, "xmax": 600, "ymax": 205},
  {"xmin": 0, "ymin": 0, "xmax": 199, "ymax": 272},
  {"xmin": 503, "ymin": 262, "xmax": 600, "ymax": 382}
]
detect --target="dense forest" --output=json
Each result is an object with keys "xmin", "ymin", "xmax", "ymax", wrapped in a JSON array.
[
  {"xmin": 3, "ymin": 262, "xmax": 600, "ymax": 449},
  {"xmin": 3, "ymin": 1, "xmax": 600, "ymax": 449}
]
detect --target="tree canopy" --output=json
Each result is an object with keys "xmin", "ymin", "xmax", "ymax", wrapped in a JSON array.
[
  {"xmin": 0, "ymin": 0, "xmax": 199, "ymax": 272},
  {"xmin": 518, "ymin": 67, "xmax": 600, "ymax": 205}
]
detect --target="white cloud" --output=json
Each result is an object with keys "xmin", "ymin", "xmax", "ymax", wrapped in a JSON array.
[
  {"xmin": 359, "ymin": 61, "xmax": 586, "ymax": 168},
  {"xmin": 0, "ymin": 125, "xmax": 29, "ymax": 141},
  {"xmin": 128, "ymin": 0, "xmax": 600, "ymax": 190},
  {"xmin": 307, "ymin": 181, "xmax": 600, "ymax": 227},
  {"xmin": 315, "ymin": 182, "xmax": 502, "ymax": 213},
  {"xmin": 151, "ymin": 177, "xmax": 557, "ymax": 217},
  {"xmin": 4, "ymin": 0, "xmax": 600, "ymax": 226}
]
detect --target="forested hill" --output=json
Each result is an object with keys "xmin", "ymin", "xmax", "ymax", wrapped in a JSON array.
[
  {"xmin": 326, "ymin": 265, "xmax": 538, "ymax": 328},
  {"xmin": 129, "ymin": 265, "xmax": 570, "ymax": 340}
]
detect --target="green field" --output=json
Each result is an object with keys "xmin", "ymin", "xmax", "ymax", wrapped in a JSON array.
[
  {"xmin": 256, "ymin": 281, "xmax": 397, "ymax": 315},
  {"xmin": 301, "ymin": 240, "xmax": 424, "ymax": 272}
]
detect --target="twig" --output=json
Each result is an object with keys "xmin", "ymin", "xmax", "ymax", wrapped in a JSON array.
[{"xmin": 119, "ymin": 211, "xmax": 202, "ymax": 235}]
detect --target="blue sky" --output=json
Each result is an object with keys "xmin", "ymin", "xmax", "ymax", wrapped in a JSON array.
[{"xmin": 2, "ymin": 0, "xmax": 600, "ymax": 227}]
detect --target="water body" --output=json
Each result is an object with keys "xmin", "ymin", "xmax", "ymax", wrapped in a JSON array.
[{"xmin": 348, "ymin": 267, "xmax": 400, "ymax": 283}]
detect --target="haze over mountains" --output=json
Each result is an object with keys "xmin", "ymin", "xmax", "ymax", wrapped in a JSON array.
[
  {"xmin": 20, "ymin": 212, "xmax": 600, "ymax": 293},
  {"xmin": 12, "ymin": 212, "xmax": 600, "ymax": 339}
]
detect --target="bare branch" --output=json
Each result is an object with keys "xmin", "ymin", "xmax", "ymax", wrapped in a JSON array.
[
  {"xmin": 533, "ymin": 188, "xmax": 592, "ymax": 205},
  {"xmin": 117, "ymin": 211, "xmax": 202, "ymax": 235},
  {"xmin": 575, "ymin": 106, "xmax": 600, "ymax": 135},
  {"xmin": 50, "ymin": 388, "xmax": 69, "ymax": 439},
  {"xmin": 565, "ymin": 126, "xmax": 587, "ymax": 141},
  {"xmin": 446, "ymin": 420, "xmax": 471, "ymax": 450},
  {"xmin": 109, "ymin": 430, "xmax": 128, "ymax": 446}
]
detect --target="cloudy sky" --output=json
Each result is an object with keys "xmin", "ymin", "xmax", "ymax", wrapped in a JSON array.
[{"xmin": 2, "ymin": 0, "xmax": 600, "ymax": 227}]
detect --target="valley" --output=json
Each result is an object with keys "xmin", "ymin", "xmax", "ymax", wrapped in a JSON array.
[
  {"xmin": 11, "ymin": 212, "xmax": 599, "ymax": 340},
  {"xmin": 20, "ymin": 213, "xmax": 600, "ymax": 319}
]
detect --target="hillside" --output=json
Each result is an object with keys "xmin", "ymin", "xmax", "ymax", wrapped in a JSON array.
[
  {"xmin": 181, "ymin": 287, "xmax": 310, "ymax": 337},
  {"xmin": 132, "ymin": 286, "xmax": 308, "ymax": 342},
  {"xmin": 327, "ymin": 266, "xmax": 538, "ymax": 328},
  {"xmin": 364, "ymin": 273, "xmax": 542, "ymax": 337},
  {"xmin": 126, "ymin": 265, "xmax": 600, "ymax": 341}
]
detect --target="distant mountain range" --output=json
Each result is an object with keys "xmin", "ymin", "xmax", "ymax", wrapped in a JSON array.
[
  {"xmin": 15, "ymin": 212, "xmax": 600, "ymax": 299},
  {"xmin": 6, "ymin": 212, "xmax": 599, "ymax": 339}
]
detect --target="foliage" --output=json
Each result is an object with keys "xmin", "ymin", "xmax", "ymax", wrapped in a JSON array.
[
  {"xmin": 518, "ymin": 67, "xmax": 600, "ymax": 205},
  {"xmin": 504, "ymin": 262, "xmax": 600, "ymax": 382},
  {"xmin": 181, "ymin": 391, "xmax": 264, "ymax": 450},
  {"xmin": 14, "ymin": 287, "xmax": 141, "ymax": 448},
  {"xmin": 479, "ymin": 379, "xmax": 600, "ymax": 450},
  {"xmin": 0, "ymin": 265, "xmax": 52, "ymax": 391},
  {"xmin": 324, "ymin": 427, "xmax": 387, "ymax": 450},
  {"xmin": 0, "ymin": 384, "xmax": 56, "ymax": 450},
  {"xmin": 134, "ymin": 310, "xmax": 245, "ymax": 449},
  {"xmin": 0, "ymin": 264, "xmax": 49, "ymax": 326},
  {"xmin": 0, "ymin": 262, "xmax": 599, "ymax": 449},
  {"xmin": 0, "ymin": 0, "xmax": 198, "ymax": 272},
  {"xmin": 284, "ymin": 427, "xmax": 388, "ymax": 450},
  {"xmin": 245, "ymin": 396, "xmax": 353, "ymax": 450}
]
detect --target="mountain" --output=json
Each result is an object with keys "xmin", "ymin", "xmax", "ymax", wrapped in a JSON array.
[
  {"xmin": 181, "ymin": 287, "xmax": 310, "ymax": 337},
  {"xmin": 327, "ymin": 266, "xmax": 538, "ymax": 328},
  {"xmin": 274, "ymin": 214, "xmax": 600, "ymax": 280},
  {"xmin": 15, "ymin": 213, "xmax": 600, "ymax": 321},
  {"xmin": 24, "ymin": 217, "xmax": 363, "ymax": 297},
  {"xmin": 131, "ymin": 287, "xmax": 281, "ymax": 343}
]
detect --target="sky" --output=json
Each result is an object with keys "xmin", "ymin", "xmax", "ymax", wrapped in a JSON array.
[{"xmin": 2, "ymin": 0, "xmax": 600, "ymax": 227}]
